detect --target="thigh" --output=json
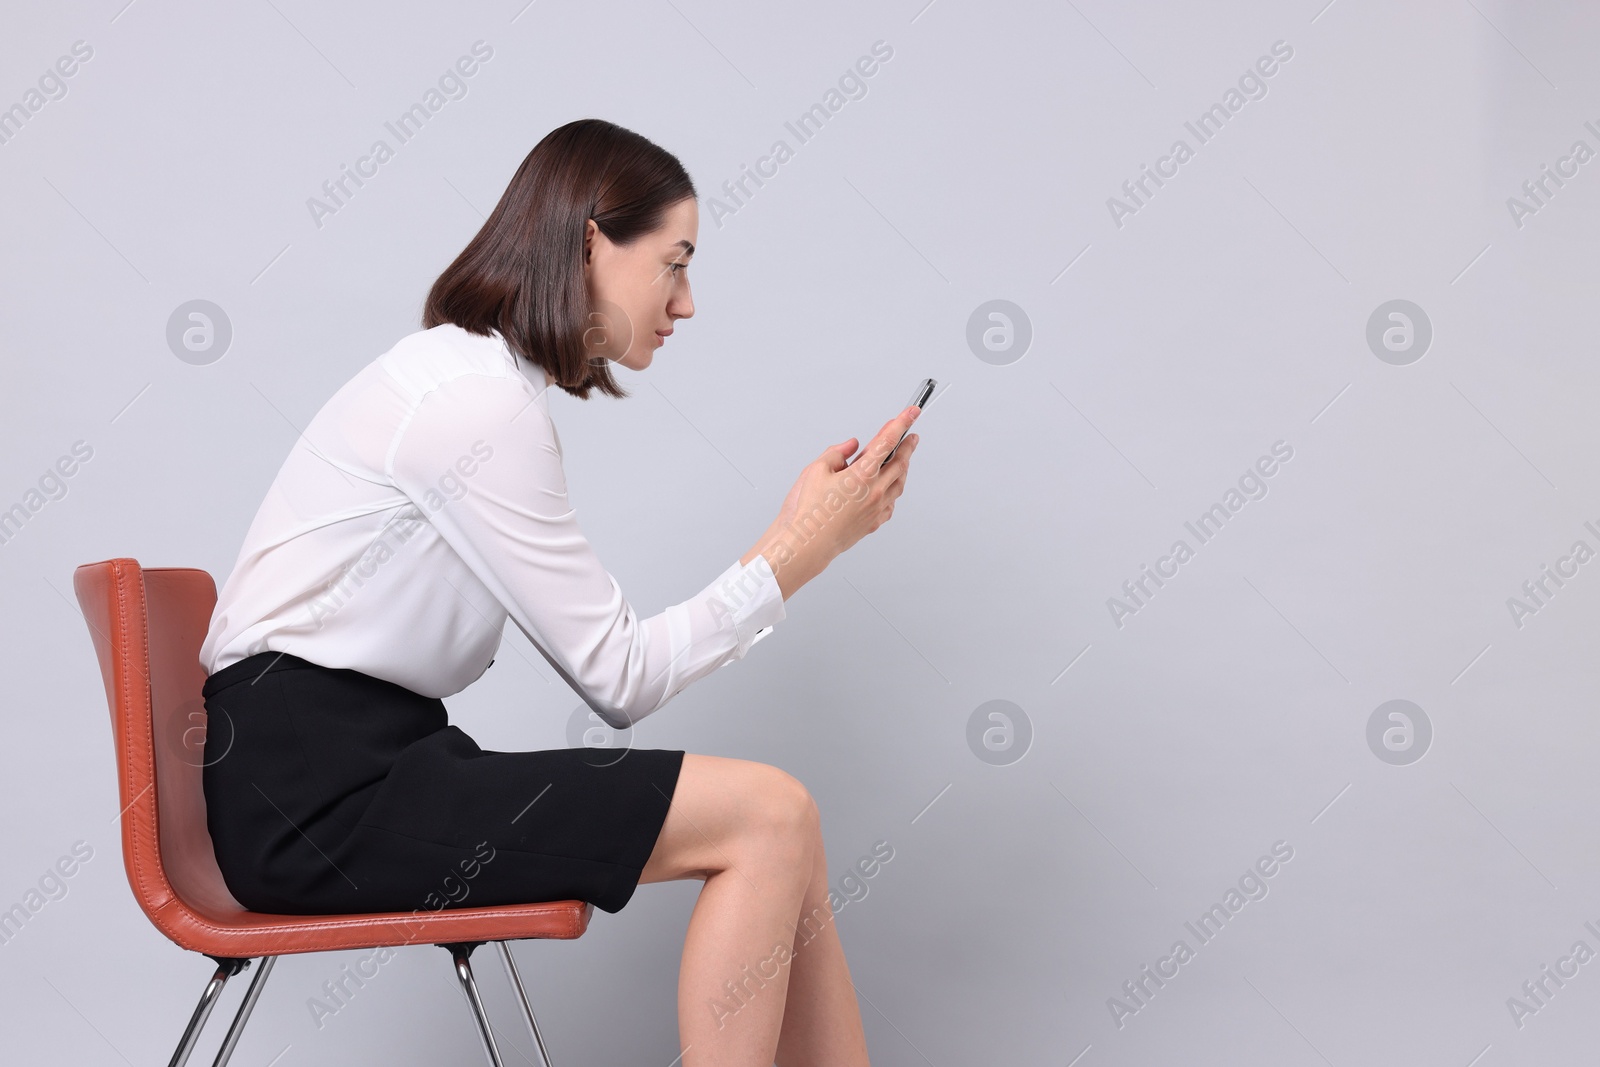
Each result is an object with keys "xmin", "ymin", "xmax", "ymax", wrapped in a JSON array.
[{"xmin": 637, "ymin": 752, "xmax": 816, "ymax": 884}]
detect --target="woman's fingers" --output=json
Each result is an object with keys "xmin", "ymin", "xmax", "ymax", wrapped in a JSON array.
[
  {"xmin": 862, "ymin": 410, "xmax": 919, "ymax": 470},
  {"xmin": 880, "ymin": 433, "xmax": 918, "ymax": 485}
]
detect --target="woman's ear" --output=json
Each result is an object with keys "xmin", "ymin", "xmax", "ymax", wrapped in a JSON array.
[{"xmin": 582, "ymin": 217, "xmax": 597, "ymax": 268}]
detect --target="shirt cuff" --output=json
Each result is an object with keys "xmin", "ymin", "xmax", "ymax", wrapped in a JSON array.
[{"xmin": 714, "ymin": 553, "xmax": 786, "ymax": 658}]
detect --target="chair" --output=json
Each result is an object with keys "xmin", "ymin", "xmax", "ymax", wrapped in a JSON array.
[{"xmin": 72, "ymin": 557, "xmax": 592, "ymax": 1067}]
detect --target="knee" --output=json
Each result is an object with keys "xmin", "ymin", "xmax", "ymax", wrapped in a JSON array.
[{"xmin": 751, "ymin": 763, "xmax": 820, "ymax": 850}]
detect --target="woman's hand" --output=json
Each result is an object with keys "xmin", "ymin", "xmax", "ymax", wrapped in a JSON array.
[{"xmin": 742, "ymin": 406, "xmax": 921, "ymax": 599}]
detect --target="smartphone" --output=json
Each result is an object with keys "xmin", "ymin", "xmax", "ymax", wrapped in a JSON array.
[{"xmin": 878, "ymin": 378, "xmax": 936, "ymax": 471}]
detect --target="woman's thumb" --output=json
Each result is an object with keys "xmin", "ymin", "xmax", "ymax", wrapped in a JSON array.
[{"xmin": 825, "ymin": 437, "xmax": 859, "ymax": 469}]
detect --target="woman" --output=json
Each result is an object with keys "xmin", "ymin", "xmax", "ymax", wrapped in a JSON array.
[{"xmin": 197, "ymin": 117, "xmax": 920, "ymax": 1065}]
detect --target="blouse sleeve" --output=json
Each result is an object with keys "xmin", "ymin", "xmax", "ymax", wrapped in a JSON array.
[{"xmin": 386, "ymin": 372, "xmax": 785, "ymax": 729}]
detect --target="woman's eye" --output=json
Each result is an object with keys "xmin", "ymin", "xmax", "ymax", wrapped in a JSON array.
[{"xmin": 669, "ymin": 262, "xmax": 687, "ymax": 274}]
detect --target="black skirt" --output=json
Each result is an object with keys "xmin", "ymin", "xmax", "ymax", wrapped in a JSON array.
[{"xmin": 200, "ymin": 651, "xmax": 684, "ymax": 916}]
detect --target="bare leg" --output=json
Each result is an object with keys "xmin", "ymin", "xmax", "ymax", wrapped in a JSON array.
[
  {"xmin": 774, "ymin": 824, "xmax": 870, "ymax": 1066},
  {"xmin": 638, "ymin": 754, "xmax": 824, "ymax": 1065}
]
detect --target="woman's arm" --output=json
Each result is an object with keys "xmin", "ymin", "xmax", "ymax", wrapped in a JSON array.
[{"xmin": 387, "ymin": 371, "xmax": 785, "ymax": 730}]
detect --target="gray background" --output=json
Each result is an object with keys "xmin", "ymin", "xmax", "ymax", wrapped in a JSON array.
[{"xmin": 2, "ymin": 0, "xmax": 1597, "ymax": 1063}]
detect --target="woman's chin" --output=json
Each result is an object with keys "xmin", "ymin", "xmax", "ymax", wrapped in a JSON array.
[{"xmin": 588, "ymin": 349, "xmax": 647, "ymax": 372}]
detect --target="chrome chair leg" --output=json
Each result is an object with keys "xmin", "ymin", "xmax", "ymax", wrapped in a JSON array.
[
  {"xmin": 445, "ymin": 943, "xmax": 505, "ymax": 1067},
  {"xmin": 211, "ymin": 956, "xmax": 276, "ymax": 1067},
  {"xmin": 168, "ymin": 957, "xmax": 248, "ymax": 1067},
  {"xmin": 498, "ymin": 941, "xmax": 555, "ymax": 1067}
]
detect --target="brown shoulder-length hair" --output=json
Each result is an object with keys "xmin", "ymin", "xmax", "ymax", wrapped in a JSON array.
[{"xmin": 422, "ymin": 118, "xmax": 696, "ymax": 401}]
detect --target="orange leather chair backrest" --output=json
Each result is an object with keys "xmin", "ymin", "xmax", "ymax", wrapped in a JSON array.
[{"xmin": 74, "ymin": 558, "xmax": 246, "ymax": 938}]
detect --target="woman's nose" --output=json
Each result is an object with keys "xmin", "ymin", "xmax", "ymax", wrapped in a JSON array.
[{"xmin": 671, "ymin": 282, "xmax": 694, "ymax": 320}]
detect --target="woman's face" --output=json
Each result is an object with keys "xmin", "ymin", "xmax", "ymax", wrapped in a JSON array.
[{"xmin": 581, "ymin": 196, "xmax": 697, "ymax": 371}]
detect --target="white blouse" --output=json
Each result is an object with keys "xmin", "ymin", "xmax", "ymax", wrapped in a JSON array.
[{"xmin": 199, "ymin": 322, "xmax": 786, "ymax": 729}]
